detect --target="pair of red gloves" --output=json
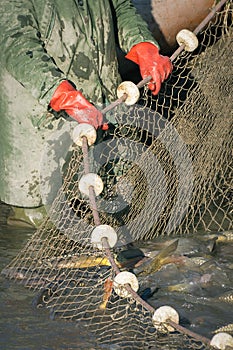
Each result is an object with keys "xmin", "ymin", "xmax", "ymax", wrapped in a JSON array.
[{"xmin": 50, "ymin": 42, "xmax": 172, "ymax": 129}]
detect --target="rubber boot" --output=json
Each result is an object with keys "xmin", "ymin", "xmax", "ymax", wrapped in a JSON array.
[
  {"xmin": 0, "ymin": 201, "xmax": 12, "ymax": 225},
  {"xmin": 7, "ymin": 206, "xmax": 47, "ymax": 228}
]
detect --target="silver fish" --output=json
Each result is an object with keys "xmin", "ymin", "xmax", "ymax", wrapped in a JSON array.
[
  {"xmin": 218, "ymin": 291, "xmax": 233, "ymax": 304},
  {"xmin": 214, "ymin": 323, "xmax": 233, "ymax": 334}
]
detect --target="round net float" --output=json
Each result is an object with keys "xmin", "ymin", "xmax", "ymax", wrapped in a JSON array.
[
  {"xmin": 72, "ymin": 123, "xmax": 97, "ymax": 147},
  {"xmin": 176, "ymin": 29, "xmax": 199, "ymax": 52},
  {"xmin": 117, "ymin": 81, "xmax": 140, "ymax": 106},
  {"xmin": 113, "ymin": 271, "xmax": 139, "ymax": 298},
  {"xmin": 210, "ymin": 333, "xmax": 233, "ymax": 350},
  {"xmin": 91, "ymin": 224, "xmax": 118, "ymax": 249},
  {"xmin": 78, "ymin": 173, "xmax": 104, "ymax": 196},
  {"xmin": 152, "ymin": 306, "xmax": 179, "ymax": 332}
]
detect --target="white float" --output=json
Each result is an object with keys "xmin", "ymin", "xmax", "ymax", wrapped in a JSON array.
[
  {"xmin": 210, "ymin": 332, "xmax": 233, "ymax": 350},
  {"xmin": 78, "ymin": 173, "xmax": 104, "ymax": 196},
  {"xmin": 113, "ymin": 271, "xmax": 139, "ymax": 298},
  {"xmin": 117, "ymin": 81, "xmax": 140, "ymax": 106},
  {"xmin": 91, "ymin": 225, "xmax": 118, "ymax": 249},
  {"xmin": 152, "ymin": 306, "xmax": 179, "ymax": 332},
  {"xmin": 176, "ymin": 29, "xmax": 199, "ymax": 52},
  {"xmin": 72, "ymin": 123, "xmax": 97, "ymax": 147}
]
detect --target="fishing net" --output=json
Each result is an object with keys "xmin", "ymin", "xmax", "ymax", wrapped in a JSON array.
[{"xmin": 2, "ymin": 2, "xmax": 233, "ymax": 349}]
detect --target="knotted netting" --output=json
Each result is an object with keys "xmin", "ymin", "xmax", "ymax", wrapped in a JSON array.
[{"xmin": 2, "ymin": 2, "xmax": 233, "ymax": 349}]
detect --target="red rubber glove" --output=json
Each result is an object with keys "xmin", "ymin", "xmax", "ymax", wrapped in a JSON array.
[
  {"xmin": 50, "ymin": 80, "xmax": 105, "ymax": 129},
  {"xmin": 125, "ymin": 42, "xmax": 172, "ymax": 95}
]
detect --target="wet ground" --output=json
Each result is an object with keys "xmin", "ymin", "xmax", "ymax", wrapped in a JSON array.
[{"xmin": 1, "ymin": 216, "xmax": 233, "ymax": 349}]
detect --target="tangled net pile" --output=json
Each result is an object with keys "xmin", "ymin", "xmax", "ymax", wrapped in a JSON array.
[{"xmin": 2, "ymin": 2, "xmax": 233, "ymax": 349}]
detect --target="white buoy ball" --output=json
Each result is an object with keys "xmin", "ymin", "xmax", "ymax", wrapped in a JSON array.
[
  {"xmin": 117, "ymin": 81, "xmax": 140, "ymax": 106},
  {"xmin": 91, "ymin": 225, "xmax": 118, "ymax": 249},
  {"xmin": 78, "ymin": 173, "xmax": 104, "ymax": 196},
  {"xmin": 152, "ymin": 306, "xmax": 179, "ymax": 332},
  {"xmin": 113, "ymin": 271, "xmax": 139, "ymax": 298},
  {"xmin": 72, "ymin": 123, "xmax": 97, "ymax": 146},
  {"xmin": 210, "ymin": 332, "xmax": 233, "ymax": 350},
  {"xmin": 176, "ymin": 29, "xmax": 199, "ymax": 52}
]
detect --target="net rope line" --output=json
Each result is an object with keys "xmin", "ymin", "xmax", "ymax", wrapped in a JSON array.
[
  {"xmin": 76, "ymin": 2, "xmax": 229, "ymax": 344},
  {"xmin": 101, "ymin": 0, "xmax": 228, "ymax": 115},
  {"xmin": 81, "ymin": 137, "xmax": 211, "ymax": 346},
  {"xmin": 2, "ymin": 2, "xmax": 232, "ymax": 349}
]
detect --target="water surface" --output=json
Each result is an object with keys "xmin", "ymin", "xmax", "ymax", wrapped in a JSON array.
[{"xmin": 1, "ymin": 222, "xmax": 233, "ymax": 349}]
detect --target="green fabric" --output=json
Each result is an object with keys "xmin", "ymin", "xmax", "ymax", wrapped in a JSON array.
[{"xmin": 0, "ymin": 0, "xmax": 158, "ymax": 207}]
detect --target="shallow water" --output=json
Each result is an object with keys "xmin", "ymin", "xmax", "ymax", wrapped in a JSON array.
[
  {"xmin": 0, "ymin": 225, "xmax": 102, "ymax": 350},
  {"xmin": 1, "ymin": 222, "xmax": 233, "ymax": 349},
  {"xmin": 136, "ymin": 234, "xmax": 233, "ymax": 337}
]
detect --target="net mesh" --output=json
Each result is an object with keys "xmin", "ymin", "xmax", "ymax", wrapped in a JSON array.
[{"xmin": 2, "ymin": 3, "xmax": 233, "ymax": 349}]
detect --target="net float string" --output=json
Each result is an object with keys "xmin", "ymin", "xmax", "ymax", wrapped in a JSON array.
[
  {"xmin": 78, "ymin": 1, "xmax": 228, "ymax": 345},
  {"xmin": 81, "ymin": 132, "xmax": 211, "ymax": 345},
  {"xmin": 101, "ymin": 0, "xmax": 228, "ymax": 114}
]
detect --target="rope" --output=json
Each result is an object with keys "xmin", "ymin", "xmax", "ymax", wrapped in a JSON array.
[
  {"xmin": 80, "ymin": 133, "xmax": 211, "ymax": 345},
  {"xmin": 77, "ymin": 1, "xmax": 229, "ymax": 344},
  {"xmin": 102, "ymin": 0, "xmax": 228, "ymax": 114}
]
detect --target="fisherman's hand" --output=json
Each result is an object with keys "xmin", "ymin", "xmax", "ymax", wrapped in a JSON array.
[
  {"xmin": 126, "ymin": 42, "xmax": 172, "ymax": 95},
  {"xmin": 50, "ymin": 80, "xmax": 104, "ymax": 129}
]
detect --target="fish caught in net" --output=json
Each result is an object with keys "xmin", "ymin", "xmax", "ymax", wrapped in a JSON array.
[{"xmin": 2, "ymin": 2, "xmax": 233, "ymax": 350}]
